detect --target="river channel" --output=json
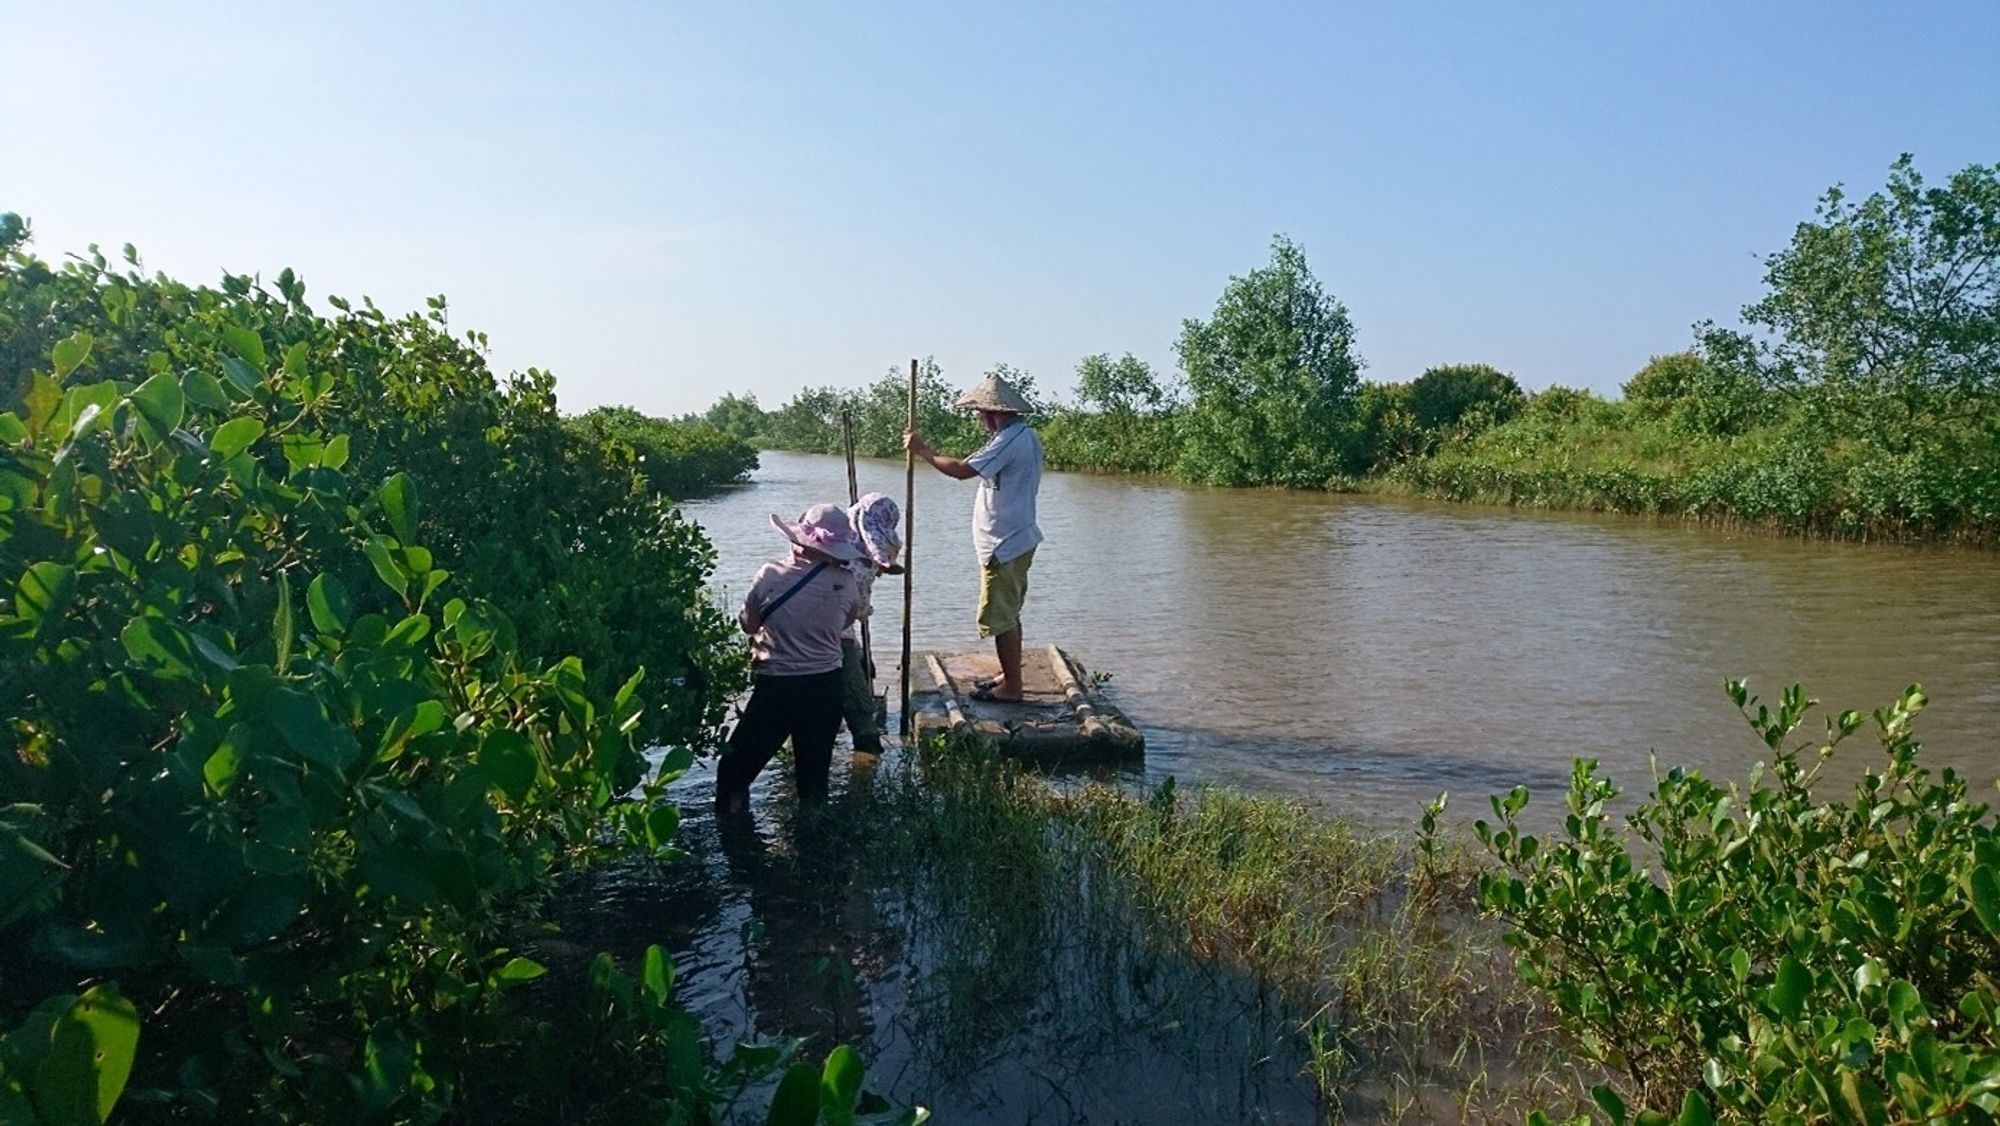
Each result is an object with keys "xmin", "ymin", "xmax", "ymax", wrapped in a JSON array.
[{"xmin": 691, "ymin": 450, "xmax": 1999, "ymax": 817}]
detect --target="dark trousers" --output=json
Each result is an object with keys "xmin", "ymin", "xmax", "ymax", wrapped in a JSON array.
[{"xmin": 716, "ymin": 669, "xmax": 844, "ymax": 801}]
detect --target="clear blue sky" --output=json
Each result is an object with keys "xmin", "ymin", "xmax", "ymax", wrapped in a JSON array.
[{"xmin": 5, "ymin": 3, "xmax": 1995, "ymax": 416}]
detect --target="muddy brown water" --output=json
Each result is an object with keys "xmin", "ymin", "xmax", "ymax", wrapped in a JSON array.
[
  {"xmin": 540, "ymin": 449, "xmax": 1999, "ymax": 1123},
  {"xmin": 697, "ymin": 451, "xmax": 1999, "ymax": 816}
]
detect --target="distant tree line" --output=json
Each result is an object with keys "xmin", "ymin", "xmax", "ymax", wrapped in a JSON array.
[{"xmin": 691, "ymin": 155, "xmax": 2000, "ymax": 542}]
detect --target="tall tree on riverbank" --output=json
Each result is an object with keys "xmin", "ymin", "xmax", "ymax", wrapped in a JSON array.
[
  {"xmin": 1175, "ymin": 236, "xmax": 1363, "ymax": 486},
  {"xmin": 1700, "ymin": 156, "xmax": 2000, "ymax": 449}
]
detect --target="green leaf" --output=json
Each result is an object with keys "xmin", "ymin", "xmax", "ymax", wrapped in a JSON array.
[
  {"xmin": 821, "ymin": 1044, "xmax": 863, "ymax": 1125},
  {"xmin": 203, "ymin": 744, "xmax": 241, "ymax": 796},
  {"xmin": 1675, "ymin": 1090, "xmax": 1713, "ymax": 1126},
  {"xmin": 307, "ymin": 573, "xmax": 353, "ymax": 636},
  {"xmin": 220, "ymin": 356, "xmax": 262, "ymax": 397},
  {"xmin": 280, "ymin": 432, "xmax": 325, "ymax": 473},
  {"xmin": 645, "ymin": 803, "xmax": 681, "ymax": 849},
  {"xmin": 478, "ymin": 730, "xmax": 537, "ymax": 802},
  {"xmin": 122, "ymin": 617, "xmax": 199, "ymax": 680},
  {"xmin": 380, "ymin": 472, "xmax": 418, "ymax": 543},
  {"xmin": 660, "ymin": 745, "xmax": 695, "ymax": 778},
  {"xmin": 1855, "ymin": 957, "xmax": 1888, "ymax": 992},
  {"xmin": 210, "ymin": 416, "xmax": 264, "ymax": 460},
  {"xmin": 268, "ymin": 687, "xmax": 357, "ymax": 771},
  {"xmin": 1770, "ymin": 954, "xmax": 1810, "ymax": 1021},
  {"xmin": 273, "ymin": 570, "xmax": 294, "ymax": 671},
  {"xmin": 51, "ymin": 331, "xmax": 94, "ymax": 380},
  {"xmin": 322, "ymin": 432, "xmax": 351, "ymax": 470},
  {"xmin": 129, "ymin": 372, "xmax": 186, "ymax": 445},
  {"xmin": 1838, "ymin": 1069, "xmax": 1887, "ymax": 1124},
  {"xmin": 23, "ymin": 370, "xmax": 63, "ymax": 437},
  {"xmin": 1970, "ymin": 865, "xmax": 2000, "ymax": 936},
  {"xmin": 221, "ymin": 324, "xmax": 266, "ymax": 370},
  {"xmin": 183, "ymin": 367, "xmax": 229, "ymax": 410},
  {"xmin": 16, "ymin": 562, "xmax": 76, "ymax": 640},
  {"xmin": 494, "ymin": 957, "xmax": 546, "ymax": 985},
  {"xmin": 1886, "ymin": 979, "xmax": 1922, "ymax": 1036},
  {"xmin": 1592, "ymin": 1083, "xmax": 1629, "ymax": 1125},
  {"xmin": 364, "ymin": 536, "xmax": 409, "ymax": 600},
  {"xmin": 614, "ymin": 666, "xmax": 646, "ymax": 713},
  {"xmin": 767, "ymin": 1064, "xmax": 822, "ymax": 1126},
  {"xmin": 35, "ymin": 983, "xmax": 140, "ymax": 1125},
  {"xmin": 363, "ymin": 1027, "xmax": 413, "ymax": 1105},
  {"xmin": 204, "ymin": 877, "xmax": 308, "ymax": 947},
  {"xmin": 186, "ymin": 629, "xmax": 240, "ymax": 673},
  {"xmin": 641, "ymin": 944, "xmax": 674, "ymax": 1005},
  {"xmin": 57, "ymin": 398, "xmax": 105, "ymax": 448},
  {"xmin": 178, "ymin": 943, "xmax": 246, "ymax": 986}
]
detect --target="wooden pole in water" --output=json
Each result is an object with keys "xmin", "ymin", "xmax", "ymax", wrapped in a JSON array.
[
  {"xmin": 841, "ymin": 411, "xmax": 874, "ymax": 678},
  {"xmin": 899, "ymin": 358, "xmax": 917, "ymax": 736}
]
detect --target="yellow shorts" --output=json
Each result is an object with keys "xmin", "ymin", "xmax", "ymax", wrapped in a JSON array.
[{"xmin": 976, "ymin": 549, "xmax": 1034, "ymax": 638}]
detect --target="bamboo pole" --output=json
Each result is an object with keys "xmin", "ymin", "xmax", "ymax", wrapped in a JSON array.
[
  {"xmin": 841, "ymin": 411, "xmax": 874, "ymax": 679},
  {"xmin": 899, "ymin": 358, "xmax": 917, "ymax": 736}
]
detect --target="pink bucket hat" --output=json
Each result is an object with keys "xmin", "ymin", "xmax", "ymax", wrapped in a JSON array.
[
  {"xmin": 847, "ymin": 492, "xmax": 901, "ymax": 568},
  {"xmin": 770, "ymin": 503, "xmax": 865, "ymax": 561}
]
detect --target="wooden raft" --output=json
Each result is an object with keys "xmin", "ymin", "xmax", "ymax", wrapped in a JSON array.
[{"xmin": 907, "ymin": 645, "xmax": 1144, "ymax": 764}]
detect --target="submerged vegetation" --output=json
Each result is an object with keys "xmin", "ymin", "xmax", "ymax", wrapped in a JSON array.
[
  {"xmin": 845, "ymin": 746, "xmax": 1592, "ymax": 1120},
  {"xmin": 721, "ymin": 155, "xmax": 2000, "ymax": 544}
]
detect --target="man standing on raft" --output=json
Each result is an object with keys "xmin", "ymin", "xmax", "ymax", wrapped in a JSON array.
[{"xmin": 903, "ymin": 373, "xmax": 1044, "ymax": 703}]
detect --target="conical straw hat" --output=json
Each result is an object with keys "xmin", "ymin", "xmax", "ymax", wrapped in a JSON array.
[{"xmin": 953, "ymin": 373, "xmax": 1034, "ymax": 414}]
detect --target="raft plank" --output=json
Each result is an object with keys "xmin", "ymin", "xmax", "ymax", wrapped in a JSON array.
[{"xmin": 906, "ymin": 646, "xmax": 1144, "ymax": 764}]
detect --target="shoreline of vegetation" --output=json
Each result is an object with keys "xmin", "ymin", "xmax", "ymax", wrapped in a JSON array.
[{"xmin": 694, "ymin": 156, "xmax": 1999, "ymax": 547}]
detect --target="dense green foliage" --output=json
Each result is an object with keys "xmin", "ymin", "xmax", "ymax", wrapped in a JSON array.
[
  {"xmin": 726, "ymin": 157, "xmax": 1999, "ymax": 544},
  {"xmin": 565, "ymin": 405, "xmax": 757, "ymax": 499},
  {"xmin": 0, "ymin": 226, "xmax": 912, "ymax": 1123},
  {"xmin": 1038, "ymin": 353, "xmax": 1184, "ymax": 475},
  {"xmin": 1700, "ymin": 155, "xmax": 1999, "ymax": 452},
  {"xmin": 1172, "ymin": 235, "xmax": 1363, "ymax": 487},
  {"xmin": 754, "ymin": 358, "xmax": 1022, "ymax": 461},
  {"xmin": 679, "ymin": 390, "xmax": 769, "ymax": 445},
  {"xmin": 1387, "ymin": 381, "xmax": 2000, "ymax": 540},
  {"xmin": 1409, "ymin": 363, "xmax": 1525, "ymax": 434},
  {"xmin": 1481, "ymin": 682, "xmax": 2000, "ymax": 1123},
  {"xmin": 1622, "ymin": 352, "xmax": 1764, "ymax": 437},
  {"xmin": 0, "ymin": 229, "xmax": 746, "ymax": 747}
]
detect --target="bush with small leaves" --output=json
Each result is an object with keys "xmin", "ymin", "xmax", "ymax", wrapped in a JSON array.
[{"xmin": 1480, "ymin": 682, "xmax": 2000, "ymax": 1123}]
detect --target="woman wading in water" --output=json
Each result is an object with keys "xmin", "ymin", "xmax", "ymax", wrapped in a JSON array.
[{"xmin": 714, "ymin": 504, "xmax": 865, "ymax": 815}]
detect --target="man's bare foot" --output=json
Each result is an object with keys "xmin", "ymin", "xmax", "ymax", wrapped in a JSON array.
[{"xmin": 969, "ymin": 684, "xmax": 1024, "ymax": 703}]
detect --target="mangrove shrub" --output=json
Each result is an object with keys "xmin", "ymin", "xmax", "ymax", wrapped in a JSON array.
[
  {"xmin": 1409, "ymin": 363, "xmax": 1525, "ymax": 434},
  {"xmin": 1480, "ymin": 683, "xmax": 2000, "ymax": 1122},
  {"xmin": 1175, "ymin": 236, "xmax": 1362, "ymax": 487},
  {"xmin": 1701, "ymin": 155, "xmax": 2000, "ymax": 449}
]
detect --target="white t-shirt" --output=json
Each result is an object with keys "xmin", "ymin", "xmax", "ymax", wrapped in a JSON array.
[{"xmin": 966, "ymin": 419, "xmax": 1044, "ymax": 565}]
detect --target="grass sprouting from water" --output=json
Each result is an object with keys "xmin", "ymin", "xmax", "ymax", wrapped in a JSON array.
[{"xmin": 855, "ymin": 745, "xmax": 1600, "ymax": 1122}]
